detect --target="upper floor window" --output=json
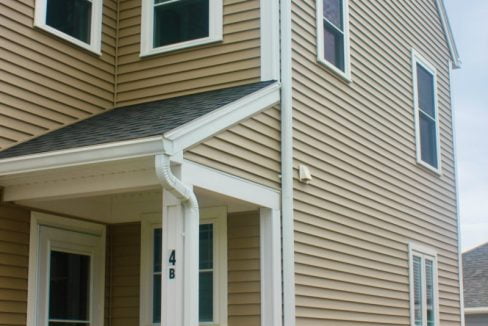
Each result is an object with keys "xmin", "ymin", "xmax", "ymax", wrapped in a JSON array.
[
  {"xmin": 409, "ymin": 243, "xmax": 439, "ymax": 326},
  {"xmin": 412, "ymin": 50, "xmax": 441, "ymax": 173},
  {"xmin": 141, "ymin": 0, "xmax": 223, "ymax": 57},
  {"xmin": 34, "ymin": 0, "xmax": 103, "ymax": 54},
  {"xmin": 316, "ymin": 0, "xmax": 351, "ymax": 80}
]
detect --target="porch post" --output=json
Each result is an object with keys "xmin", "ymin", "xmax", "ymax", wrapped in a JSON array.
[
  {"xmin": 162, "ymin": 190, "xmax": 185, "ymax": 326},
  {"xmin": 260, "ymin": 208, "xmax": 283, "ymax": 326}
]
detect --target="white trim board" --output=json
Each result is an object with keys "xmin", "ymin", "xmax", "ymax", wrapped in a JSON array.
[
  {"xmin": 435, "ymin": 0, "xmax": 461, "ymax": 69},
  {"xmin": 260, "ymin": 0, "xmax": 280, "ymax": 81},
  {"xmin": 465, "ymin": 307, "xmax": 488, "ymax": 315},
  {"xmin": 182, "ymin": 159, "xmax": 280, "ymax": 210}
]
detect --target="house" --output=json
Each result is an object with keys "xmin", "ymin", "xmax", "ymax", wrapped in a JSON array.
[
  {"xmin": 463, "ymin": 242, "xmax": 488, "ymax": 326},
  {"xmin": 0, "ymin": 0, "xmax": 463, "ymax": 325}
]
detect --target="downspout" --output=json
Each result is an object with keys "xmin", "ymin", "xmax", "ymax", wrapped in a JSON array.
[
  {"xmin": 155, "ymin": 150, "xmax": 199, "ymax": 326},
  {"xmin": 280, "ymin": 0, "xmax": 296, "ymax": 326}
]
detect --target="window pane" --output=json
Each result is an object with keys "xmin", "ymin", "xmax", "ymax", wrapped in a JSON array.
[
  {"xmin": 154, "ymin": 228, "xmax": 162, "ymax": 273},
  {"xmin": 417, "ymin": 64, "xmax": 435, "ymax": 118},
  {"xmin": 323, "ymin": 0, "xmax": 343, "ymax": 29},
  {"xmin": 199, "ymin": 224, "xmax": 213, "ymax": 270},
  {"xmin": 323, "ymin": 23, "xmax": 345, "ymax": 71},
  {"xmin": 49, "ymin": 323, "xmax": 89, "ymax": 326},
  {"xmin": 46, "ymin": 0, "xmax": 92, "ymax": 43},
  {"xmin": 154, "ymin": 0, "xmax": 209, "ymax": 48},
  {"xmin": 199, "ymin": 271, "xmax": 213, "ymax": 322},
  {"xmin": 426, "ymin": 259, "xmax": 435, "ymax": 326},
  {"xmin": 420, "ymin": 112, "xmax": 438, "ymax": 168},
  {"xmin": 49, "ymin": 251, "xmax": 90, "ymax": 321},
  {"xmin": 413, "ymin": 255, "xmax": 423, "ymax": 326},
  {"xmin": 153, "ymin": 274, "xmax": 162, "ymax": 323}
]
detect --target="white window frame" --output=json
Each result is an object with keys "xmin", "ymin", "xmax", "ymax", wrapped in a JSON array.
[
  {"xmin": 412, "ymin": 49, "xmax": 442, "ymax": 174},
  {"xmin": 34, "ymin": 0, "xmax": 103, "ymax": 54},
  {"xmin": 408, "ymin": 242, "xmax": 440, "ymax": 326},
  {"xmin": 140, "ymin": 0, "xmax": 223, "ymax": 57},
  {"xmin": 140, "ymin": 207, "xmax": 228, "ymax": 326},
  {"xmin": 316, "ymin": 0, "xmax": 351, "ymax": 81},
  {"xmin": 27, "ymin": 212, "xmax": 106, "ymax": 326}
]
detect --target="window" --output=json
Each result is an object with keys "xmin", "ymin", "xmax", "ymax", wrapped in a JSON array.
[
  {"xmin": 412, "ymin": 50, "xmax": 441, "ymax": 173},
  {"xmin": 409, "ymin": 243, "xmax": 439, "ymax": 326},
  {"xmin": 34, "ymin": 0, "xmax": 103, "ymax": 54},
  {"xmin": 140, "ymin": 208, "xmax": 227, "ymax": 325},
  {"xmin": 316, "ymin": 0, "xmax": 351, "ymax": 80},
  {"xmin": 141, "ymin": 0, "xmax": 223, "ymax": 56},
  {"xmin": 27, "ymin": 212, "xmax": 106, "ymax": 326}
]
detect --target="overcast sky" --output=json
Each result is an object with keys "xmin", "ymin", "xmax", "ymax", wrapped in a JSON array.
[{"xmin": 444, "ymin": 0, "xmax": 488, "ymax": 252}]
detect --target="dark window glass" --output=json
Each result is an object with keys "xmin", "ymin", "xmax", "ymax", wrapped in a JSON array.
[
  {"xmin": 323, "ymin": 0, "xmax": 343, "ymax": 29},
  {"xmin": 199, "ymin": 271, "xmax": 213, "ymax": 322},
  {"xmin": 46, "ymin": 0, "xmax": 92, "ymax": 44},
  {"xmin": 153, "ymin": 273, "xmax": 162, "ymax": 323},
  {"xmin": 199, "ymin": 224, "xmax": 213, "ymax": 270},
  {"xmin": 417, "ymin": 64, "xmax": 435, "ymax": 117},
  {"xmin": 49, "ymin": 251, "xmax": 90, "ymax": 322},
  {"xmin": 426, "ymin": 259, "xmax": 435, "ymax": 326},
  {"xmin": 420, "ymin": 112, "xmax": 438, "ymax": 168},
  {"xmin": 323, "ymin": 23, "xmax": 344, "ymax": 71},
  {"xmin": 153, "ymin": 0, "xmax": 209, "ymax": 48},
  {"xmin": 154, "ymin": 228, "xmax": 162, "ymax": 273}
]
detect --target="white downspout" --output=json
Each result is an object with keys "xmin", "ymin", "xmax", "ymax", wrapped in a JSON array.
[
  {"xmin": 155, "ymin": 152, "xmax": 199, "ymax": 326},
  {"xmin": 280, "ymin": 0, "xmax": 296, "ymax": 326}
]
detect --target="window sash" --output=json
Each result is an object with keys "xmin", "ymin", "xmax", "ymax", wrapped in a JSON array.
[
  {"xmin": 412, "ymin": 50, "xmax": 440, "ymax": 172},
  {"xmin": 410, "ymin": 246, "xmax": 438, "ymax": 326}
]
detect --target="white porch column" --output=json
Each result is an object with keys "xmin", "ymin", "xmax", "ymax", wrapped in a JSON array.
[
  {"xmin": 162, "ymin": 190, "xmax": 185, "ymax": 326},
  {"xmin": 260, "ymin": 208, "xmax": 283, "ymax": 326}
]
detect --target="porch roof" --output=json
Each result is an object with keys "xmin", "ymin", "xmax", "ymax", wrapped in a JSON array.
[{"xmin": 0, "ymin": 81, "xmax": 274, "ymax": 159}]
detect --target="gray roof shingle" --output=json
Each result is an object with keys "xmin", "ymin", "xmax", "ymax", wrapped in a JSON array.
[
  {"xmin": 463, "ymin": 242, "xmax": 488, "ymax": 308},
  {"xmin": 0, "ymin": 81, "xmax": 274, "ymax": 159}
]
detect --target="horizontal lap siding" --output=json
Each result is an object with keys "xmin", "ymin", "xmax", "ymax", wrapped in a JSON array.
[
  {"xmin": 0, "ymin": 205, "xmax": 30, "ymax": 326},
  {"xmin": 292, "ymin": 0, "xmax": 460, "ymax": 325},
  {"xmin": 184, "ymin": 106, "xmax": 281, "ymax": 190},
  {"xmin": 115, "ymin": 0, "xmax": 261, "ymax": 106},
  {"xmin": 228, "ymin": 211, "xmax": 261, "ymax": 326},
  {"xmin": 0, "ymin": 0, "xmax": 116, "ymax": 150},
  {"xmin": 108, "ymin": 223, "xmax": 141, "ymax": 326}
]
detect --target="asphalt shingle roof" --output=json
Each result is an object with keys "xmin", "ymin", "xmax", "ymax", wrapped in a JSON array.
[
  {"xmin": 0, "ymin": 81, "xmax": 274, "ymax": 159},
  {"xmin": 463, "ymin": 242, "xmax": 488, "ymax": 308}
]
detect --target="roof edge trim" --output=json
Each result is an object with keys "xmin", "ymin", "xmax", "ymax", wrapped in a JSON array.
[
  {"xmin": 465, "ymin": 307, "xmax": 488, "ymax": 315},
  {"xmin": 165, "ymin": 81, "xmax": 281, "ymax": 152},
  {"xmin": 436, "ymin": 0, "xmax": 461, "ymax": 69},
  {"xmin": 0, "ymin": 136, "xmax": 165, "ymax": 176}
]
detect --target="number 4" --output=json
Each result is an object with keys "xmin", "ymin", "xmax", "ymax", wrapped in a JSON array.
[{"xmin": 169, "ymin": 250, "xmax": 176, "ymax": 266}]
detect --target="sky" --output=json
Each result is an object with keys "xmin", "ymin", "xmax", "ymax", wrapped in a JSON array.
[{"xmin": 444, "ymin": 0, "xmax": 488, "ymax": 252}]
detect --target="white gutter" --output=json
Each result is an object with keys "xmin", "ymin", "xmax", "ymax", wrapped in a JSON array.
[
  {"xmin": 0, "ymin": 136, "xmax": 165, "ymax": 176},
  {"xmin": 280, "ymin": 0, "xmax": 296, "ymax": 325},
  {"xmin": 155, "ymin": 146, "xmax": 199, "ymax": 326}
]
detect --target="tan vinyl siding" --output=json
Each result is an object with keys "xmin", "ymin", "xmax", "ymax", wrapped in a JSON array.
[
  {"xmin": 292, "ymin": 0, "xmax": 460, "ymax": 325},
  {"xmin": 184, "ymin": 106, "xmax": 281, "ymax": 190},
  {"xmin": 115, "ymin": 0, "xmax": 261, "ymax": 106},
  {"xmin": 228, "ymin": 211, "xmax": 261, "ymax": 326},
  {"xmin": 0, "ymin": 205, "xmax": 30, "ymax": 326},
  {"xmin": 0, "ymin": 0, "xmax": 116, "ymax": 150},
  {"xmin": 107, "ymin": 223, "xmax": 141, "ymax": 326}
]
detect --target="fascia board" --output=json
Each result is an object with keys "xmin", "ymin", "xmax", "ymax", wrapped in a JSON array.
[
  {"xmin": 0, "ymin": 136, "xmax": 165, "ymax": 176},
  {"xmin": 436, "ymin": 0, "xmax": 461, "ymax": 69},
  {"xmin": 165, "ymin": 82, "xmax": 281, "ymax": 152}
]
